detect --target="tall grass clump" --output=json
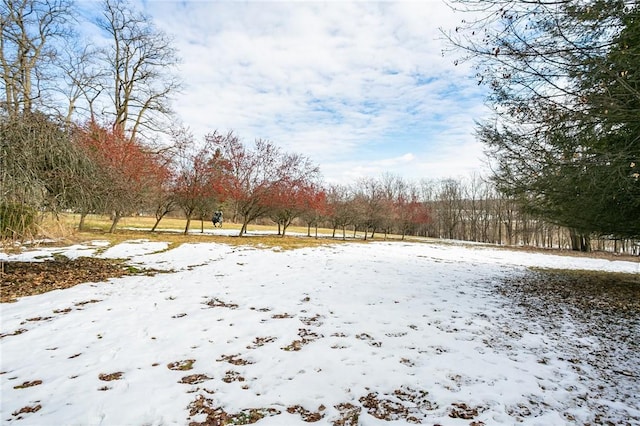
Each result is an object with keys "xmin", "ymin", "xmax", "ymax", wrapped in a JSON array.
[{"xmin": 0, "ymin": 202, "xmax": 38, "ymax": 240}]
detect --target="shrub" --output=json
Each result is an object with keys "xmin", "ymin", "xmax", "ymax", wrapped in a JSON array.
[{"xmin": 0, "ymin": 202, "xmax": 38, "ymax": 240}]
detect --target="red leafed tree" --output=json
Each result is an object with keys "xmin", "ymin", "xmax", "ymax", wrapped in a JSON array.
[
  {"xmin": 352, "ymin": 177, "xmax": 387, "ymax": 240},
  {"xmin": 268, "ymin": 154, "xmax": 322, "ymax": 237},
  {"xmin": 326, "ymin": 185, "xmax": 357, "ymax": 240},
  {"xmin": 395, "ymin": 188, "xmax": 432, "ymax": 239},
  {"xmin": 172, "ymin": 129, "xmax": 229, "ymax": 234},
  {"xmin": 299, "ymin": 185, "xmax": 328, "ymax": 238},
  {"xmin": 77, "ymin": 120, "xmax": 165, "ymax": 232},
  {"xmin": 325, "ymin": 184, "xmax": 356, "ymax": 240},
  {"xmin": 211, "ymin": 135, "xmax": 320, "ymax": 236},
  {"xmin": 268, "ymin": 181, "xmax": 298, "ymax": 236},
  {"xmin": 149, "ymin": 150, "xmax": 178, "ymax": 232}
]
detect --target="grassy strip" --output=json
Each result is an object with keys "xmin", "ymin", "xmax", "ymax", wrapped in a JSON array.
[{"xmin": 44, "ymin": 213, "xmax": 355, "ymax": 251}]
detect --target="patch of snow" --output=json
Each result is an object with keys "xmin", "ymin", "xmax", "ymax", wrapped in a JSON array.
[
  {"xmin": 97, "ymin": 240, "xmax": 170, "ymax": 260},
  {"xmin": 1, "ymin": 240, "xmax": 638, "ymax": 425}
]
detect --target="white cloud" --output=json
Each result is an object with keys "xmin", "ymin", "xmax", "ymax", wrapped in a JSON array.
[{"xmin": 139, "ymin": 0, "xmax": 489, "ymax": 182}]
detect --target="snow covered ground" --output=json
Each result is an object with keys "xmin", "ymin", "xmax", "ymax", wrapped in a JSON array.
[{"xmin": 1, "ymin": 239, "xmax": 639, "ymax": 425}]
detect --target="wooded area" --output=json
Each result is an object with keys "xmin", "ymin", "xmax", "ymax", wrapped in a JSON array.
[
  {"xmin": 1, "ymin": 0, "xmax": 638, "ymax": 254},
  {"xmin": 446, "ymin": 0, "xmax": 639, "ymax": 250}
]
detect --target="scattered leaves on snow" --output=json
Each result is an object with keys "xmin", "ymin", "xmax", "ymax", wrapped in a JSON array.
[
  {"xmin": 180, "ymin": 374, "xmax": 213, "ymax": 385},
  {"xmin": 495, "ymin": 269, "xmax": 640, "ymax": 425},
  {"xmin": 448, "ymin": 402, "xmax": 485, "ymax": 419},
  {"xmin": 333, "ymin": 402, "xmax": 361, "ymax": 426},
  {"xmin": 98, "ymin": 372, "xmax": 123, "ymax": 381},
  {"xmin": 12, "ymin": 404, "xmax": 42, "ymax": 418},
  {"xmin": 13, "ymin": 380, "xmax": 42, "ymax": 389},
  {"xmin": 287, "ymin": 404, "xmax": 326, "ymax": 422},
  {"xmin": 168, "ymin": 360, "xmax": 196, "ymax": 371},
  {"xmin": 203, "ymin": 298, "xmax": 239, "ymax": 309},
  {"xmin": 186, "ymin": 394, "xmax": 280, "ymax": 425},
  {"xmin": 282, "ymin": 328, "xmax": 322, "ymax": 351},
  {"xmin": 222, "ymin": 370, "xmax": 245, "ymax": 383},
  {"xmin": 246, "ymin": 336, "xmax": 277, "ymax": 349},
  {"xmin": 217, "ymin": 354, "xmax": 252, "ymax": 366}
]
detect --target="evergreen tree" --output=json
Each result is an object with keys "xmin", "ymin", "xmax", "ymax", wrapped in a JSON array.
[{"xmin": 448, "ymin": 0, "xmax": 640, "ymax": 248}]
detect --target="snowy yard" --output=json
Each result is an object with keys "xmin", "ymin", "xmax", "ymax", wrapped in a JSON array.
[{"xmin": 1, "ymin": 238, "xmax": 639, "ymax": 425}]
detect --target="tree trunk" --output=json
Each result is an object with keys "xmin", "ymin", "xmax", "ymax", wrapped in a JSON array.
[
  {"xmin": 109, "ymin": 211, "xmax": 121, "ymax": 233},
  {"xmin": 78, "ymin": 212, "xmax": 88, "ymax": 231},
  {"xmin": 184, "ymin": 217, "xmax": 192, "ymax": 235},
  {"xmin": 569, "ymin": 229, "xmax": 591, "ymax": 252},
  {"xmin": 282, "ymin": 218, "xmax": 294, "ymax": 237},
  {"xmin": 150, "ymin": 216, "xmax": 162, "ymax": 232},
  {"xmin": 239, "ymin": 218, "xmax": 249, "ymax": 236},
  {"xmin": 150, "ymin": 211, "xmax": 168, "ymax": 232}
]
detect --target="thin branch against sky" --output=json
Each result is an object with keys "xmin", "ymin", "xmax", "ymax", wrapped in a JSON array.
[{"xmin": 79, "ymin": 0, "xmax": 489, "ymax": 182}]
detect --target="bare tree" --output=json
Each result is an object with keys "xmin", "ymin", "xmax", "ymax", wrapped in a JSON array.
[
  {"xmin": 325, "ymin": 184, "xmax": 355, "ymax": 240},
  {"xmin": 96, "ymin": 0, "xmax": 180, "ymax": 141},
  {"xmin": 437, "ymin": 179, "xmax": 464, "ymax": 240},
  {"xmin": 378, "ymin": 173, "xmax": 402, "ymax": 239},
  {"xmin": 352, "ymin": 177, "xmax": 386, "ymax": 240},
  {"xmin": 58, "ymin": 43, "xmax": 106, "ymax": 124},
  {"xmin": 391, "ymin": 177, "xmax": 431, "ymax": 240},
  {"xmin": 1, "ymin": 0, "xmax": 75, "ymax": 115}
]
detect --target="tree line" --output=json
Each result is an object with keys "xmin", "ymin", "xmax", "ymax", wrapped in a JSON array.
[{"xmin": 2, "ymin": 0, "xmax": 638, "ymax": 254}]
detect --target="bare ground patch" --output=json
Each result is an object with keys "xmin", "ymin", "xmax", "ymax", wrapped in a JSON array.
[
  {"xmin": 0, "ymin": 256, "xmax": 161, "ymax": 303},
  {"xmin": 495, "ymin": 269, "xmax": 640, "ymax": 424}
]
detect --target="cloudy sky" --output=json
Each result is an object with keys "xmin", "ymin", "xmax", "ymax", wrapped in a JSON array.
[{"xmin": 96, "ymin": 0, "xmax": 490, "ymax": 183}]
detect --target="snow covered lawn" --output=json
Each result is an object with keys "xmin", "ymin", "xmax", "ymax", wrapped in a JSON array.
[{"xmin": 1, "ymin": 240, "xmax": 639, "ymax": 425}]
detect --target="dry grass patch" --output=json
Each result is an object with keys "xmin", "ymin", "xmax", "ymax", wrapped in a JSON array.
[
  {"xmin": 47, "ymin": 213, "xmax": 348, "ymax": 251},
  {"xmin": 217, "ymin": 354, "xmax": 252, "ymax": 366}
]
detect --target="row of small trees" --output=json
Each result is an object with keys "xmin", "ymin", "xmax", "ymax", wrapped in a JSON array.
[
  {"xmin": 2, "ymin": 108, "xmax": 638, "ymax": 254},
  {"xmin": 298, "ymin": 175, "xmax": 638, "ymax": 254}
]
